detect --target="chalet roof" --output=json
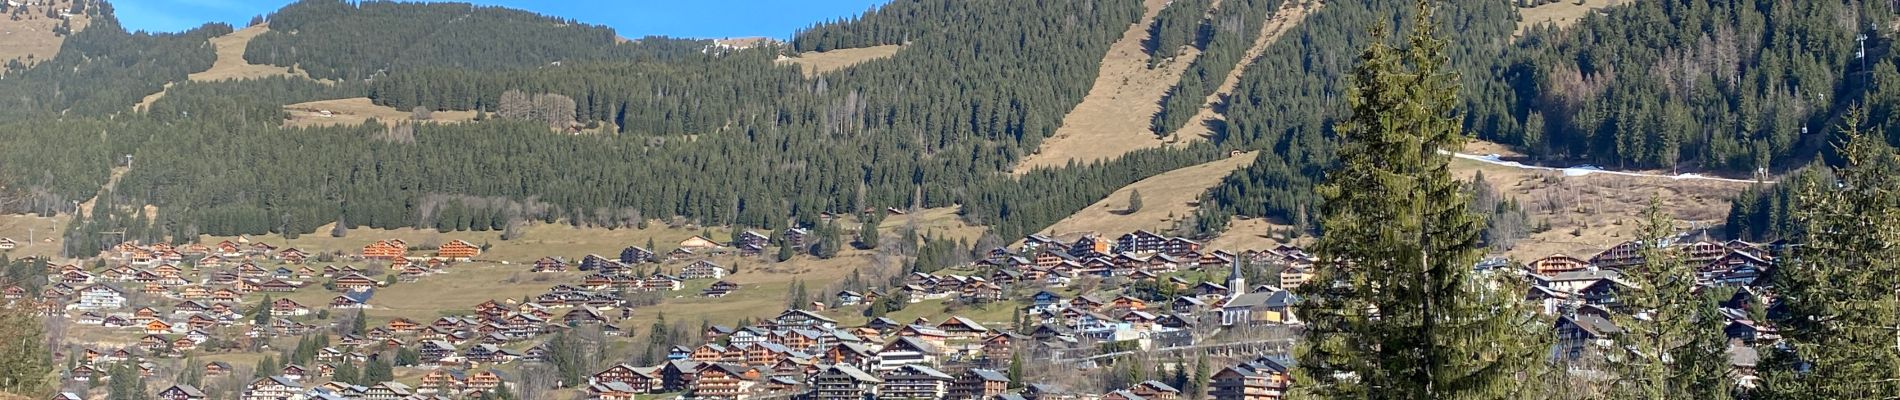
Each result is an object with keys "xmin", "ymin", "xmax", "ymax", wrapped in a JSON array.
[
  {"xmin": 939, "ymin": 316, "xmax": 989, "ymax": 332},
  {"xmin": 887, "ymin": 364, "xmax": 955, "ymax": 380},
  {"xmin": 884, "ymin": 336, "xmax": 940, "ymax": 354},
  {"xmin": 1728, "ymin": 344, "xmax": 1759, "ymax": 368},
  {"xmin": 1539, "ymin": 269, "xmax": 1621, "ymax": 283},
  {"xmin": 969, "ymin": 368, "xmax": 1010, "ymax": 382},
  {"xmin": 1225, "ymin": 290, "xmax": 1295, "ymax": 309},
  {"xmin": 1108, "ymin": 389, "xmax": 1147, "ymax": 400},
  {"xmin": 339, "ymin": 289, "xmax": 375, "ymax": 303},
  {"xmin": 1561, "ymin": 314, "xmax": 1622, "ymax": 337},
  {"xmin": 1138, "ymin": 380, "xmax": 1179, "ymax": 393},
  {"xmin": 825, "ymin": 364, "xmax": 882, "ymax": 383}
]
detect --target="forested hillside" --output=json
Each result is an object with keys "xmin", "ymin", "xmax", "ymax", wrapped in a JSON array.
[
  {"xmin": 7, "ymin": 0, "xmax": 1898, "ymax": 258},
  {"xmin": 1149, "ymin": 0, "xmax": 1285, "ymax": 135},
  {"xmin": 1491, "ymin": 0, "xmax": 1892, "ymax": 171},
  {"xmin": 1200, "ymin": 0, "xmax": 1517, "ymax": 232},
  {"xmin": 0, "ymin": 2, "xmax": 223, "ymax": 116},
  {"xmin": 0, "ymin": 0, "xmax": 1164, "ymax": 257},
  {"xmin": 1204, "ymin": 0, "xmax": 1894, "ymax": 235},
  {"xmin": 243, "ymin": 0, "xmax": 709, "ymax": 81}
]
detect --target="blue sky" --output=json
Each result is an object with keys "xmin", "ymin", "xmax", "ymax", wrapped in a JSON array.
[{"xmin": 112, "ymin": 0, "xmax": 890, "ymax": 39}]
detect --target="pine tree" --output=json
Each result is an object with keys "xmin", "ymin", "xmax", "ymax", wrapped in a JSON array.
[
  {"xmin": 857, "ymin": 215, "xmax": 881, "ymax": 249},
  {"xmin": 490, "ymin": 382, "xmax": 516, "ymax": 400},
  {"xmin": 255, "ymin": 355, "xmax": 277, "ymax": 378},
  {"xmin": 395, "ymin": 347, "xmax": 420, "ymax": 366},
  {"xmin": 1293, "ymin": 4, "xmax": 1543, "ymax": 398},
  {"xmin": 253, "ymin": 295, "xmax": 273, "ymax": 325},
  {"xmin": 0, "ymin": 301, "xmax": 50, "ymax": 396},
  {"xmin": 1127, "ymin": 189, "xmax": 1143, "ymax": 213},
  {"xmin": 1008, "ymin": 352, "xmax": 1025, "ymax": 389},
  {"xmin": 333, "ymin": 361, "xmax": 360, "ymax": 384},
  {"xmin": 1758, "ymin": 110, "xmax": 1900, "ymax": 398},
  {"xmin": 363, "ymin": 357, "xmax": 393, "ymax": 383},
  {"xmin": 1190, "ymin": 353, "xmax": 1210, "ymax": 398},
  {"xmin": 1608, "ymin": 199, "xmax": 1733, "ymax": 400}
]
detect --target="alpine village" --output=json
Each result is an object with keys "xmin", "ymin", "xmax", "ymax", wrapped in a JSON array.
[{"xmin": 1, "ymin": 0, "xmax": 1898, "ymax": 399}]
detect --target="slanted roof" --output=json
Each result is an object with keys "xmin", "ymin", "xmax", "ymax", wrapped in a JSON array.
[
  {"xmin": 827, "ymin": 364, "xmax": 882, "ymax": 383},
  {"xmin": 969, "ymin": 368, "xmax": 1010, "ymax": 382}
]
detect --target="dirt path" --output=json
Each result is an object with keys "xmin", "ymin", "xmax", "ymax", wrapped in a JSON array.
[
  {"xmin": 1164, "ymin": 0, "xmax": 1317, "ymax": 143},
  {"xmin": 1012, "ymin": 0, "xmax": 1207, "ymax": 174}
]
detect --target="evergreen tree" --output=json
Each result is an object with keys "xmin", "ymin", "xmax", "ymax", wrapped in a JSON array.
[
  {"xmin": 1758, "ymin": 110, "xmax": 1900, "ymax": 398},
  {"xmin": 1127, "ymin": 189, "xmax": 1144, "ymax": 213},
  {"xmin": 255, "ymin": 355, "xmax": 277, "ymax": 378},
  {"xmin": 777, "ymin": 238, "xmax": 795, "ymax": 262},
  {"xmin": 178, "ymin": 357, "xmax": 204, "ymax": 388},
  {"xmin": 1292, "ymin": 5, "xmax": 1542, "ymax": 398},
  {"xmin": 0, "ymin": 301, "xmax": 50, "ymax": 396},
  {"xmin": 857, "ymin": 216, "xmax": 880, "ymax": 249},
  {"xmin": 363, "ymin": 357, "xmax": 394, "ymax": 383},
  {"xmin": 1008, "ymin": 352, "xmax": 1025, "ymax": 389},
  {"xmin": 490, "ymin": 382, "xmax": 516, "ymax": 400},
  {"xmin": 1608, "ymin": 199, "xmax": 1733, "ymax": 400},
  {"xmin": 333, "ymin": 360, "xmax": 361, "ymax": 384},
  {"xmin": 395, "ymin": 347, "xmax": 420, "ymax": 366},
  {"xmin": 1190, "ymin": 353, "xmax": 1210, "ymax": 398},
  {"xmin": 253, "ymin": 295, "xmax": 273, "ymax": 325}
]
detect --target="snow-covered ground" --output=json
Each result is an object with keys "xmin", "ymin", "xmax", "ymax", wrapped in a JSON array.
[{"xmin": 1445, "ymin": 151, "xmax": 1771, "ymax": 184}]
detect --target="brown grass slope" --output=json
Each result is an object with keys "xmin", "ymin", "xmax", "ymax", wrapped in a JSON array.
[
  {"xmin": 1515, "ymin": 0, "xmax": 1636, "ymax": 37},
  {"xmin": 0, "ymin": 0, "xmax": 90, "ymax": 67},
  {"xmin": 776, "ymin": 45, "xmax": 904, "ymax": 77},
  {"xmin": 1012, "ymin": 0, "xmax": 1208, "ymax": 174},
  {"xmin": 1042, "ymin": 151, "xmax": 1258, "ymax": 236}
]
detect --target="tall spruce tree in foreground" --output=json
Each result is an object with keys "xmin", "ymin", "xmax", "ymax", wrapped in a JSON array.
[
  {"xmin": 1293, "ymin": 3, "xmax": 1543, "ymax": 398},
  {"xmin": 1608, "ymin": 199, "xmax": 1732, "ymax": 400},
  {"xmin": 1758, "ymin": 110, "xmax": 1900, "ymax": 398}
]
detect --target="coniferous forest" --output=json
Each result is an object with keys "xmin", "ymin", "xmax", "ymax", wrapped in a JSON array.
[{"xmin": 5, "ymin": 0, "xmax": 1900, "ymax": 397}]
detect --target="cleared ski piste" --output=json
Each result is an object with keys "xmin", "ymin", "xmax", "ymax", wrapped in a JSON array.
[{"xmin": 1445, "ymin": 151, "xmax": 1771, "ymax": 184}]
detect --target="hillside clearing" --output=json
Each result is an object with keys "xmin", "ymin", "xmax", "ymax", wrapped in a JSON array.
[
  {"xmin": 0, "ymin": 213, "xmax": 69, "ymax": 259},
  {"xmin": 188, "ymin": 25, "xmax": 308, "ymax": 82},
  {"xmin": 1163, "ymin": 0, "xmax": 1317, "ymax": 143},
  {"xmin": 1449, "ymin": 155, "xmax": 1750, "ymax": 261},
  {"xmin": 1515, "ymin": 0, "xmax": 1635, "ymax": 36},
  {"xmin": 0, "ymin": 0, "xmax": 90, "ymax": 67},
  {"xmin": 1204, "ymin": 216, "xmax": 1298, "ymax": 251},
  {"xmin": 283, "ymin": 97, "xmax": 478, "ymax": 128},
  {"xmin": 1042, "ymin": 152, "xmax": 1258, "ymax": 236},
  {"xmin": 874, "ymin": 206, "xmax": 991, "ymax": 244},
  {"xmin": 199, "ymin": 222, "xmax": 737, "ymax": 263},
  {"xmin": 1012, "ymin": 0, "xmax": 1204, "ymax": 174},
  {"xmin": 776, "ymin": 45, "xmax": 904, "ymax": 76},
  {"xmin": 138, "ymin": 25, "xmax": 317, "ymax": 111}
]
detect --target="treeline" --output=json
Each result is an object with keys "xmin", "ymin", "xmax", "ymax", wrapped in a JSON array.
[
  {"xmin": 1145, "ymin": 0, "xmax": 1214, "ymax": 66},
  {"xmin": 0, "ymin": 119, "xmax": 148, "ymax": 215},
  {"xmin": 1725, "ymin": 163, "xmax": 1832, "ymax": 242},
  {"xmin": 0, "ymin": 0, "xmax": 1150, "ymax": 252},
  {"xmin": 1149, "ymin": 0, "xmax": 1283, "ymax": 135},
  {"xmin": 244, "ymin": 0, "xmax": 710, "ymax": 81},
  {"xmin": 1488, "ymin": 0, "xmax": 1893, "ymax": 171},
  {"xmin": 1200, "ymin": 0, "xmax": 1516, "ymax": 232},
  {"xmin": 145, "ymin": 77, "xmax": 368, "ymax": 126},
  {"xmin": 367, "ymin": 55, "xmax": 797, "ymax": 136},
  {"xmin": 0, "ymin": 6, "xmax": 222, "ymax": 116}
]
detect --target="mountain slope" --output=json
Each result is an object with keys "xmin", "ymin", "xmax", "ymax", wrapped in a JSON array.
[{"xmin": 1013, "ymin": 0, "xmax": 1206, "ymax": 173}]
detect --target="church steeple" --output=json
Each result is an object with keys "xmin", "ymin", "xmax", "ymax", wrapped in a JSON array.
[{"xmin": 1229, "ymin": 259, "xmax": 1247, "ymax": 297}]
